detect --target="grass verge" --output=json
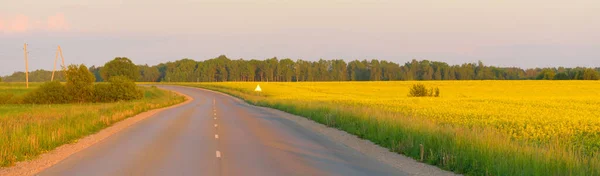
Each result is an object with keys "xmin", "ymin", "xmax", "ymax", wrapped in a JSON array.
[{"xmin": 0, "ymin": 86, "xmax": 185, "ymax": 167}]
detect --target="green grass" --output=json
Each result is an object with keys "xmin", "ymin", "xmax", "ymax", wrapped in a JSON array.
[
  {"xmin": 0, "ymin": 83, "xmax": 42, "ymax": 104},
  {"xmin": 0, "ymin": 84, "xmax": 185, "ymax": 167},
  {"xmin": 172, "ymin": 82, "xmax": 599, "ymax": 176}
]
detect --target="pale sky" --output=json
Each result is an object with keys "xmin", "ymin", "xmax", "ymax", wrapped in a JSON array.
[{"xmin": 1, "ymin": 0, "xmax": 599, "ymax": 75}]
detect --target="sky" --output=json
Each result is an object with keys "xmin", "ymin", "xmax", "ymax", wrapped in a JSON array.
[{"xmin": 1, "ymin": 0, "xmax": 599, "ymax": 76}]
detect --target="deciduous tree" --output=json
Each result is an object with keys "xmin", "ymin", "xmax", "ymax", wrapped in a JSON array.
[
  {"xmin": 66, "ymin": 64, "xmax": 95, "ymax": 103},
  {"xmin": 101, "ymin": 57, "xmax": 140, "ymax": 81}
]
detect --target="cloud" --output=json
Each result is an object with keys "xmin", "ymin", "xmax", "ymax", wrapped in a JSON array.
[
  {"xmin": 0, "ymin": 14, "xmax": 30, "ymax": 33},
  {"xmin": 47, "ymin": 13, "xmax": 69, "ymax": 31},
  {"xmin": 0, "ymin": 13, "xmax": 69, "ymax": 33}
]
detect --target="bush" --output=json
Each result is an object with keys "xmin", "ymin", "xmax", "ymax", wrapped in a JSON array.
[
  {"xmin": 23, "ymin": 81, "xmax": 69, "ymax": 104},
  {"xmin": 0, "ymin": 93, "xmax": 23, "ymax": 104},
  {"xmin": 7, "ymin": 64, "xmax": 143, "ymax": 104},
  {"xmin": 93, "ymin": 76, "xmax": 143, "ymax": 102},
  {"xmin": 93, "ymin": 83, "xmax": 112, "ymax": 102},
  {"xmin": 409, "ymin": 84, "xmax": 440, "ymax": 97},
  {"xmin": 65, "ymin": 64, "xmax": 95, "ymax": 103},
  {"xmin": 409, "ymin": 84, "xmax": 428, "ymax": 97}
]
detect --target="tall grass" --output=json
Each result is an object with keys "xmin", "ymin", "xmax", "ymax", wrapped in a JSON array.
[
  {"xmin": 0, "ymin": 83, "xmax": 42, "ymax": 104},
  {"xmin": 176, "ymin": 82, "xmax": 599, "ymax": 176},
  {"xmin": 0, "ymin": 86, "xmax": 185, "ymax": 167}
]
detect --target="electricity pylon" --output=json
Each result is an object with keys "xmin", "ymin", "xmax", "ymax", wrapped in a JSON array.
[{"xmin": 51, "ymin": 45, "xmax": 66, "ymax": 81}]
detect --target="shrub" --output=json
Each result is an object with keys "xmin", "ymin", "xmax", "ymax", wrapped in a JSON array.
[
  {"xmin": 409, "ymin": 84, "xmax": 440, "ymax": 97},
  {"xmin": 0, "ymin": 93, "xmax": 14, "ymax": 104},
  {"xmin": 108, "ymin": 76, "xmax": 143, "ymax": 101},
  {"xmin": 0, "ymin": 93, "xmax": 23, "ymax": 104},
  {"xmin": 409, "ymin": 84, "xmax": 428, "ymax": 97},
  {"xmin": 93, "ymin": 76, "xmax": 143, "ymax": 102},
  {"xmin": 65, "ymin": 64, "xmax": 95, "ymax": 103},
  {"xmin": 23, "ymin": 81, "xmax": 69, "ymax": 104},
  {"xmin": 93, "ymin": 83, "xmax": 112, "ymax": 102}
]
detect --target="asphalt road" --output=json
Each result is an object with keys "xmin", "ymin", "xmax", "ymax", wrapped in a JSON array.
[{"xmin": 39, "ymin": 85, "xmax": 406, "ymax": 176}]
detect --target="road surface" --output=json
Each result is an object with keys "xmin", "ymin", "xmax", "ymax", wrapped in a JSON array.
[{"xmin": 39, "ymin": 85, "xmax": 407, "ymax": 176}]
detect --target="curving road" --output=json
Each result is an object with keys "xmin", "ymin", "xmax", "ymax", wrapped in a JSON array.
[{"xmin": 39, "ymin": 85, "xmax": 407, "ymax": 176}]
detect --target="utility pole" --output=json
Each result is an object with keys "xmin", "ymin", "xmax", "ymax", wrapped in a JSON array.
[
  {"xmin": 51, "ymin": 45, "xmax": 66, "ymax": 81},
  {"xmin": 59, "ymin": 45, "xmax": 65, "ymax": 71},
  {"xmin": 52, "ymin": 46, "xmax": 59, "ymax": 81},
  {"xmin": 24, "ymin": 43, "xmax": 29, "ymax": 88}
]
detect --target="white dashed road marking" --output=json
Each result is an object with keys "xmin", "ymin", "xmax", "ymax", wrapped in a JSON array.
[
  {"xmin": 216, "ymin": 151, "xmax": 221, "ymax": 158},
  {"xmin": 215, "ymin": 134, "xmax": 219, "ymax": 139},
  {"xmin": 214, "ymin": 124, "xmax": 218, "ymax": 127}
]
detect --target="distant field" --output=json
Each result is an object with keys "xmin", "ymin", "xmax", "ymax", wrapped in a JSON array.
[
  {"xmin": 0, "ymin": 83, "xmax": 42, "ymax": 104},
  {"xmin": 175, "ymin": 81, "xmax": 600, "ymax": 175},
  {"xmin": 0, "ymin": 83, "xmax": 186, "ymax": 167}
]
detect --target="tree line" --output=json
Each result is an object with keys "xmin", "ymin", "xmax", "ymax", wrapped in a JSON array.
[
  {"xmin": 2, "ymin": 55, "xmax": 599, "ymax": 82},
  {"xmin": 1, "ymin": 70, "xmax": 66, "ymax": 82}
]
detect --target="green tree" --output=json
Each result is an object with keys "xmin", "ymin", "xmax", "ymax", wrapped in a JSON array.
[
  {"xmin": 553, "ymin": 72, "xmax": 570, "ymax": 80},
  {"xmin": 138, "ymin": 64, "xmax": 160, "ymax": 82},
  {"xmin": 475, "ymin": 61, "xmax": 495, "ymax": 80},
  {"xmin": 89, "ymin": 65, "xmax": 103, "ymax": 82},
  {"xmin": 347, "ymin": 60, "xmax": 365, "ymax": 81},
  {"xmin": 279, "ymin": 58, "xmax": 295, "ymax": 82},
  {"xmin": 100, "ymin": 57, "xmax": 140, "ymax": 81},
  {"xmin": 66, "ymin": 64, "xmax": 95, "ymax": 103},
  {"xmin": 380, "ymin": 61, "xmax": 399, "ymax": 80},
  {"xmin": 370, "ymin": 59, "xmax": 381, "ymax": 81},
  {"xmin": 583, "ymin": 68, "xmax": 600, "ymax": 80},
  {"xmin": 265, "ymin": 57, "xmax": 279, "ymax": 81},
  {"xmin": 536, "ymin": 69, "xmax": 556, "ymax": 80},
  {"xmin": 163, "ymin": 59, "xmax": 198, "ymax": 82},
  {"xmin": 244, "ymin": 60, "xmax": 256, "ymax": 81}
]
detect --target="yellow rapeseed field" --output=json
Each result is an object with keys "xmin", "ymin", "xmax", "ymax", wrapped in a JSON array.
[{"xmin": 202, "ymin": 81, "xmax": 600, "ymax": 146}]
